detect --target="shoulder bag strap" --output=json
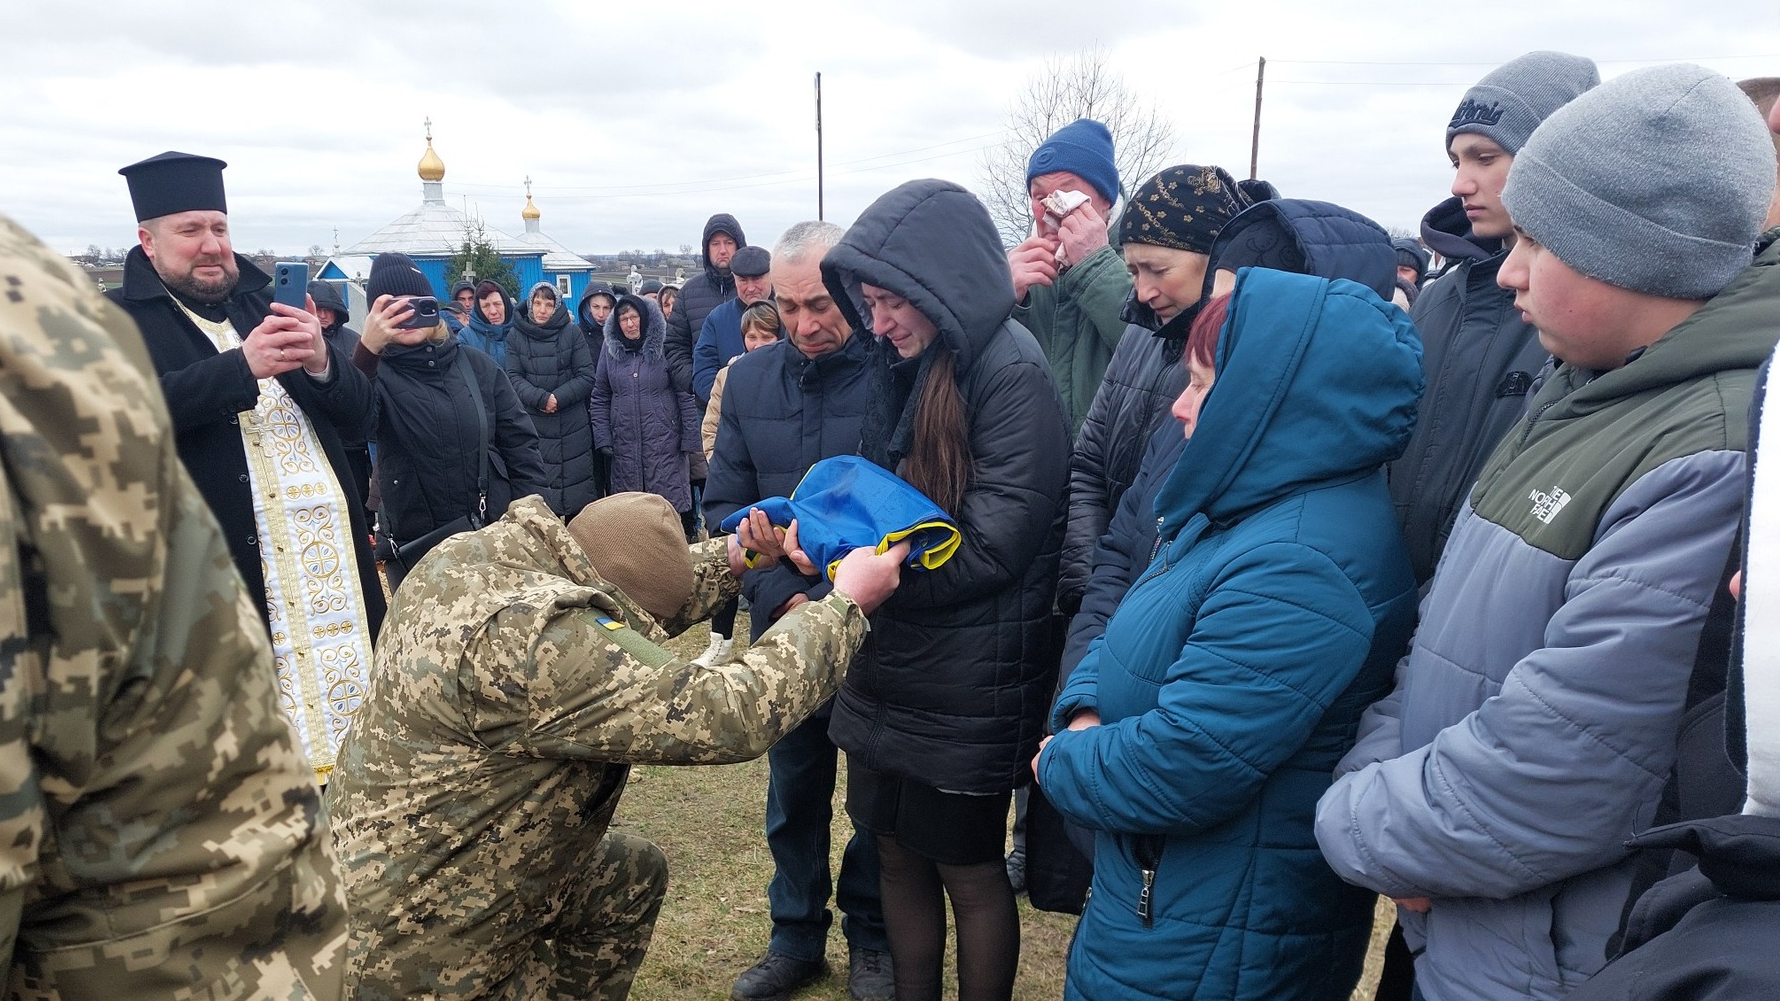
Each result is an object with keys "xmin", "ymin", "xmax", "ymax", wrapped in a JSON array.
[{"xmin": 455, "ymin": 350, "xmax": 491, "ymax": 526}]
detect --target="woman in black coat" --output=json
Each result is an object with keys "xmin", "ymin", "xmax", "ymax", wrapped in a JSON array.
[
  {"xmin": 508, "ymin": 282, "xmax": 598, "ymax": 516},
  {"xmin": 355, "ymin": 284, "xmax": 546, "ymax": 590},
  {"xmin": 821, "ymin": 179, "xmax": 1070, "ymax": 1001}
]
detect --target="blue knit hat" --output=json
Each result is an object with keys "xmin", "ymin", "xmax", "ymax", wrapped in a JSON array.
[
  {"xmin": 1502, "ymin": 63, "xmax": 1774, "ymax": 300},
  {"xmin": 1027, "ymin": 119, "xmax": 1119, "ymax": 206}
]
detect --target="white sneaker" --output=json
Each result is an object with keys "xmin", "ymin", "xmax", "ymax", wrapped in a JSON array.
[{"xmin": 693, "ymin": 634, "xmax": 734, "ymax": 667}]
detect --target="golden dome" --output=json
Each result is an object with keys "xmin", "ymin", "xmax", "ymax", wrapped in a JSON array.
[
  {"xmin": 522, "ymin": 194, "xmax": 541, "ymax": 221},
  {"xmin": 418, "ymin": 118, "xmax": 445, "ymax": 182},
  {"xmin": 418, "ymin": 139, "xmax": 445, "ymax": 182}
]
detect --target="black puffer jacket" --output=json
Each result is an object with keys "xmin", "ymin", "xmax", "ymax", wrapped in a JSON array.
[
  {"xmin": 703, "ymin": 331, "xmax": 872, "ymax": 640},
  {"xmin": 507, "ymin": 285, "xmax": 597, "ymax": 516},
  {"xmin": 1388, "ymin": 195, "xmax": 1548, "ymax": 584},
  {"xmin": 821, "ymin": 179, "xmax": 1070, "ymax": 795},
  {"xmin": 371, "ymin": 334, "xmax": 546, "ymax": 545},
  {"xmin": 665, "ymin": 213, "xmax": 745, "ymax": 393}
]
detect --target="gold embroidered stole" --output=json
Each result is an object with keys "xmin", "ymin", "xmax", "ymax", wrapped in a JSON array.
[{"xmin": 182, "ymin": 307, "xmax": 373, "ymax": 783}]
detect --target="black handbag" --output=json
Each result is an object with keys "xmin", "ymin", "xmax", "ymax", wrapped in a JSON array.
[{"xmin": 386, "ymin": 352, "xmax": 490, "ymax": 587}]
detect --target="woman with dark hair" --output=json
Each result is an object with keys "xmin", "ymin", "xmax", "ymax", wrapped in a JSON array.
[
  {"xmin": 1035, "ymin": 270, "xmax": 1421, "ymax": 1001},
  {"xmin": 353, "ymin": 255, "xmax": 546, "ymax": 591},
  {"xmin": 460, "ymin": 279, "xmax": 514, "ymax": 366},
  {"xmin": 821, "ymin": 179, "xmax": 1070, "ymax": 1001},
  {"xmin": 591, "ymin": 294, "xmax": 700, "ymax": 522},
  {"xmin": 507, "ymin": 282, "xmax": 598, "ymax": 516}
]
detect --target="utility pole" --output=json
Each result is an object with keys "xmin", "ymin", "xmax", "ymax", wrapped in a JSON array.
[
  {"xmin": 815, "ymin": 72, "xmax": 825, "ymax": 221},
  {"xmin": 1250, "ymin": 56, "xmax": 1266, "ymax": 181}
]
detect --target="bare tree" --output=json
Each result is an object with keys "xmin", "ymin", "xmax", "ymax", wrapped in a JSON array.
[{"xmin": 979, "ymin": 46, "xmax": 1178, "ymax": 247}]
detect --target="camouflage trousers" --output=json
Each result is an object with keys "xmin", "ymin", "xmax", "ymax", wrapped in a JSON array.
[{"xmin": 489, "ymin": 832, "xmax": 669, "ymax": 1001}]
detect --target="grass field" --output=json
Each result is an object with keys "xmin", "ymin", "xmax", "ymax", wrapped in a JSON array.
[{"xmin": 617, "ymin": 618, "xmax": 1393, "ymax": 1000}]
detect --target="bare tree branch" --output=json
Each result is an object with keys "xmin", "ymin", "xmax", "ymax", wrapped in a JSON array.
[{"xmin": 978, "ymin": 46, "xmax": 1180, "ymax": 246}]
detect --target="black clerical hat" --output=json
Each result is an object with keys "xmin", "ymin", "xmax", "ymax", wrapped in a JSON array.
[{"xmin": 119, "ymin": 151, "xmax": 228, "ymax": 222}]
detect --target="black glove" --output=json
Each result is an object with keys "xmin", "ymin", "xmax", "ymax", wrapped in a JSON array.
[{"xmin": 598, "ymin": 446, "xmax": 614, "ymax": 460}]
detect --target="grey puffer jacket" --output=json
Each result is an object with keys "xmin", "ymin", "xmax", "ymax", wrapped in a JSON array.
[
  {"xmin": 1388, "ymin": 196, "xmax": 1549, "ymax": 585},
  {"xmin": 592, "ymin": 295, "xmax": 700, "ymax": 513},
  {"xmin": 507, "ymin": 284, "xmax": 598, "ymax": 517}
]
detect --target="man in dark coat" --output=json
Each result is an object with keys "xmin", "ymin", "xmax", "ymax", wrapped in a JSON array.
[
  {"xmin": 106, "ymin": 151, "xmax": 384, "ymax": 783},
  {"xmin": 309, "ymin": 278, "xmax": 371, "ymax": 505},
  {"xmin": 692, "ymin": 244, "xmax": 773, "ymax": 406},
  {"xmin": 704, "ymin": 221, "xmax": 891, "ymax": 1001},
  {"xmin": 666, "ymin": 212, "xmax": 745, "ymax": 393}
]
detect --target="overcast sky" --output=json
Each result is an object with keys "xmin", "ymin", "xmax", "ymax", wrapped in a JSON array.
[{"xmin": 5, "ymin": 0, "xmax": 1777, "ymax": 257}]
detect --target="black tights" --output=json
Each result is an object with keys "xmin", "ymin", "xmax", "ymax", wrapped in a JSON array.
[{"xmin": 875, "ymin": 835, "xmax": 1019, "ymax": 1001}]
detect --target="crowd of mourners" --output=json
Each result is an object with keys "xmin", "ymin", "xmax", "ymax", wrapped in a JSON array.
[{"xmin": 0, "ymin": 48, "xmax": 1778, "ymax": 1001}]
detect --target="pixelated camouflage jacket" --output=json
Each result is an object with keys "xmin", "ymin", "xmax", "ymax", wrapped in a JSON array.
[
  {"xmin": 326, "ymin": 495, "xmax": 867, "ymax": 1000},
  {"xmin": 0, "ymin": 215, "xmax": 348, "ymax": 1000}
]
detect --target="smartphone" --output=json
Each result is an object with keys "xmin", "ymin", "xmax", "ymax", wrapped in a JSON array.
[
  {"xmin": 273, "ymin": 262, "xmax": 308, "ymax": 310},
  {"xmin": 395, "ymin": 296, "xmax": 441, "ymax": 329}
]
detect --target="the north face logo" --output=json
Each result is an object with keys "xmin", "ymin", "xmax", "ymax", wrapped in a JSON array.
[
  {"xmin": 1450, "ymin": 98, "xmax": 1505, "ymax": 130},
  {"xmin": 1528, "ymin": 485, "xmax": 1572, "ymax": 525}
]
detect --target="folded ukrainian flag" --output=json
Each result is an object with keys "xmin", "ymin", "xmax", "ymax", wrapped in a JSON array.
[{"xmin": 717, "ymin": 455, "xmax": 962, "ymax": 580}]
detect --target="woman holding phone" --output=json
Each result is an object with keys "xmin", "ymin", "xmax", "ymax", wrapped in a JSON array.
[{"xmin": 353, "ymin": 253, "xmax": 545, "ymax": 589}]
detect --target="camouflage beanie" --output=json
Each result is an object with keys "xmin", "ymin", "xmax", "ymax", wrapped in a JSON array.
[
  {"xmin": 1119, "ymin": 165, "xmax": 1248, "ymax": 255},
  {"xmin": 567, "ymin": 492, "xmax": 695, "ymax": 623}
]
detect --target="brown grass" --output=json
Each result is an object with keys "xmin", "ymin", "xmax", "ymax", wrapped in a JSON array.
[{"xmin": 615, "ymin": 617, "xmax": 1392, "ymax": 1000}]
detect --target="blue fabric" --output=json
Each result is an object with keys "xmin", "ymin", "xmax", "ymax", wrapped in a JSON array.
[
  {"xmin": 693, "ymin": 297, "xmax": 746, "ymax": 403},
  {"xmin": 1040, "ymin": 269, "xmax": 1422, "ymax": 1001},
  {"xmin": 717, "ymin": 455, "xmax": 960, "ymax": 579},
  {"xmin": 763, "ymin": 710, "xmax": 886, "ymax": 960}
]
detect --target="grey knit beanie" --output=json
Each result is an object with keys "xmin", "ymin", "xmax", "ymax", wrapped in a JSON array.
[
  {"xmin": 1447, "ymin": 51, "xmax": 1600, "ymax": 154},
  {"xmin": 1502, "ymin": 63, "xmax": 1775, "ymax": 300}
]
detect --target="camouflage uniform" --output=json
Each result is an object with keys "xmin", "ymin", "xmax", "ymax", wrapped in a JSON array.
[
  {"xmin": 0, "ymin": 215, "xmax": 348, "ymax": 999},
  {"xmin": 325, "ymin": 496, "xmax": 869, "ymax": 1001}
]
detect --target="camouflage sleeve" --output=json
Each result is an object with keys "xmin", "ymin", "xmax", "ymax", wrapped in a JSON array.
[
  {"xmin": 485, "ymin": 590, "xmax": 868, "ymax": 765},
  {"xmin": 656, "ymin": 537, "xmax": 744, "ymax": 637},
  {"xmin": 0, "ymin": 448, "xmax": 42, "ymax": 976}
]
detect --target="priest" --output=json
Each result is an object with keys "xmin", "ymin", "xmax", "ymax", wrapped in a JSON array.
[{"xmin": 108, "ymin": 150, "xmax": 384, "ymax": 783}]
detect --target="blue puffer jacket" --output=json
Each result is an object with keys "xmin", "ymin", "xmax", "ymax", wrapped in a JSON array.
[{"xmin": 1039, "ymin": 267, "xmax": 1422, "ymax": 1001}]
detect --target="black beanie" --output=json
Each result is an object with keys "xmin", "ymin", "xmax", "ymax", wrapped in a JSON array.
[
  {"xmin": 367, "ymin": 253, "xmax": 433, "ymax": 302},
  {"xmin": 1120, "ymin": 165, "xmax": 1251, "ymax": 255}
]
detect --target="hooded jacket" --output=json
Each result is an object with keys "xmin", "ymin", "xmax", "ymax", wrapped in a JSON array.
[
  {"xmin": 106, "ymin": 246, "xmax": 385, "ymax": 636},
  {"xmin": 508, "ymin": 282, "xmax": 597, "ymax": 516},
  {"xmin": 1041, "ymin": 268, "xmax": 1421, "ymax": 1001},
  {"xmin": 1388, "ymin": 195, "xmax": 1549, "ymax": 584},
  {"xmin": 592, "ymin": 295, "xmax": 700, "ymax": 512},
  {"xmin": 666, "ymin": 213, "xmax": 745, "ymax": 393},
  {"xmin": 703, "ymin": 330, "xmax": 872, "ymax": 641},
  {"xmin": 1317, "ymin": 238, "xmax": 1780, "ymax": 1001},
  {"xmin": 368, "ymin": 330, "xmax": 545, "ymax": 546},
  {"xmin": 1062, "ymin": 200, "xmax": 1403, "ymax": 677},
  {"xmin": 461, "ymin": 285, "xmax": 515, "ymax": 367},
  {"xmin": 820, "ymin": 179, "xmax": 1070, "ymax": 794}
]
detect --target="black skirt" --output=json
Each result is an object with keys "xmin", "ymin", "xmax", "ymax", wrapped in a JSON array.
[{"xmin": 846, "ymin": 758, "xmax": 1012, "ymax": 866}]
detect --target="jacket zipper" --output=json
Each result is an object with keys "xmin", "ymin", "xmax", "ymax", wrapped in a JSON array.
[{"xmin": 1130, "ymin": 833, "xmax": 1162, "ymax": 927}]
